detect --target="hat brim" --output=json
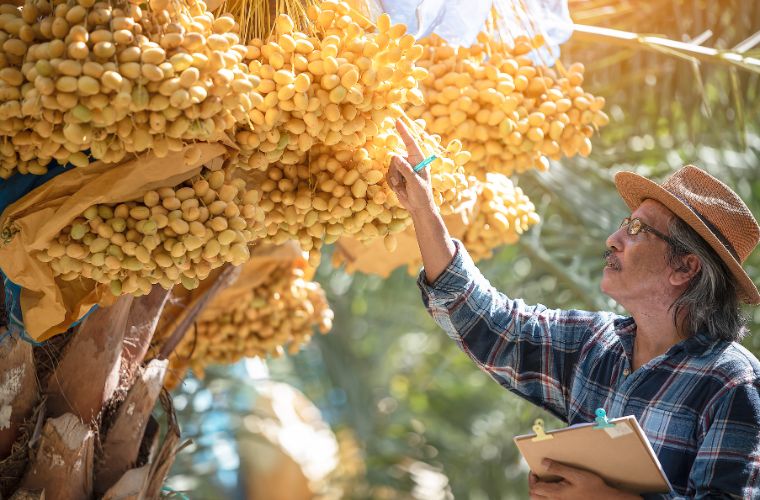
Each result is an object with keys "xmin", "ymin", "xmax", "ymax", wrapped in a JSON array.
[{"xmin": 615, "ymin": 171, "xmax": 760, "ymax": 305}]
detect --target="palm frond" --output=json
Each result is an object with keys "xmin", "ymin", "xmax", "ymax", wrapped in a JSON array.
[
  {"xmin": 560, "ymin": 0, "xmax": 760, "ymax": 153},
  {"xmin": 571, "ymin": 24, "xmax": 760, "ymax": 74}
]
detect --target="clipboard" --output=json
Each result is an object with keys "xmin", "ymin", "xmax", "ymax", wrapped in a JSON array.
[{"xmin": 514, "ymin": 412, "xmax": 672, "ymax": 494}]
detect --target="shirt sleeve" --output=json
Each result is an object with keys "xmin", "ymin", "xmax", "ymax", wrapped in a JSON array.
[
  {"xmin": 680, "ymin": 381, "xmax": 760, "ymax": 499},
  {"xmin": 417, "ymin": 239, "xmax": 606, "ymax": 422}
]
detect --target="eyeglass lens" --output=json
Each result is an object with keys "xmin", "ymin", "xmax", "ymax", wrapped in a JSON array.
[{"xmin": 620, "ymin": 217, "xmax": 643, "ymax": 235}]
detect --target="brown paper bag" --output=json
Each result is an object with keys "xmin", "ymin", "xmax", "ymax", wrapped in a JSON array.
[
  {"xmin": 153, "ymin": 241, "xmax": 307, "ymax": 347},
  {"xmin": 0, "ymin": 143, "xmax": 227, "ymax": 341},
  {"xmin": 153, "ymin": 242, "xmax": 307, "ymax": 390},
  {"xmin": 334, "ymin": 185, "xmax": 480, "ymax": 277},
  {"xmin": 199, "ymin": 241, "xmax": 307, "ymax": 322}
]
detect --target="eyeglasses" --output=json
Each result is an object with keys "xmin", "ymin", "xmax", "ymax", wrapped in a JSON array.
[{"xmin": 619, "ymin": 217, "xmax": 679, "ymax": 248}]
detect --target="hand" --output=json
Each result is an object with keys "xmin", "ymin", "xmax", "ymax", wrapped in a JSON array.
[
  {"xmin": 386, "ymin": 120, "xmax": 436, "ymax": 216},
  {"xmin": 528, "ymin": 459, "xmax": 642, "ymax": 500}
]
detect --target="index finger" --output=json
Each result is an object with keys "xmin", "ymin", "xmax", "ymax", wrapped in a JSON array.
[{"xmin": 395, "ymin": 120, "xmax": 425, "ymax": 165}]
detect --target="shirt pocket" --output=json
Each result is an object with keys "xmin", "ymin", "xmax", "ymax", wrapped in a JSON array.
[{"xmin": 639, "ymin": 404, "xmax": 699, "ymax": 453}]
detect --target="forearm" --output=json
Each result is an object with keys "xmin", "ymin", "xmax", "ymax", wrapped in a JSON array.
[{"xmin": 411, "ymin": 204, "xmax": 456, "ymax": 283}]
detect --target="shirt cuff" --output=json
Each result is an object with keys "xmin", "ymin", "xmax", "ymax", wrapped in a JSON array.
[{"xmin": 417, "ymin": 239, "xmax": 480, "ymax": 301}]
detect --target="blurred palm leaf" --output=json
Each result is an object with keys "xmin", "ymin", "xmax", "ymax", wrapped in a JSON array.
[{"xmin": 564, "ymin": 0, "xmax": 760, "ymax": 153}]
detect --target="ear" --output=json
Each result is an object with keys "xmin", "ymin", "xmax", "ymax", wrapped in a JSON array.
[{"xmin": 669, "ymin": 254, "xmax": 701, "ymax": 286}]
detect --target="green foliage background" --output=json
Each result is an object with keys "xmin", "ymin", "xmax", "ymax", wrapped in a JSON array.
[{"xmin": 166, "ymin": 2, "xmax": 760, "ymax": 498}]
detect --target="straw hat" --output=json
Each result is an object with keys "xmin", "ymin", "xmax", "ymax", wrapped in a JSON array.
[{"xmin": 615, "ymin": 165, "xmax": 760, "ymax": 305}]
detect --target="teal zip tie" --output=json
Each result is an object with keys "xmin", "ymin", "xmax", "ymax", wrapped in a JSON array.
[
  {"xmin": 161, "ymin": 486, "xmax": 190, "ymax": 499},
  {"xmin": 413, "ymin": 155, "xmax": 437, "ymax": 173}
]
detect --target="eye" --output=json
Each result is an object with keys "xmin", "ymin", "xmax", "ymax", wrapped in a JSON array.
[{"xmin": 629, "ymin": 218, "xmax": 642, "ymax": 234}]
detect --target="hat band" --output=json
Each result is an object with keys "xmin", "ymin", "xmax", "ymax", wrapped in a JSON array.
[{"xmin": 671, "ymin": 193, "xmax": 740, "ymax": 262}]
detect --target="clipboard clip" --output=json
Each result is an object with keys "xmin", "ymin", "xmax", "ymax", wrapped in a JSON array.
[
  {"xmin": 531, "ymin": 419, "xmax": 554, "ymax": 442},
  {"xmin": 593, "ymin": 408, "xmax": 615, "ymax": 429}
]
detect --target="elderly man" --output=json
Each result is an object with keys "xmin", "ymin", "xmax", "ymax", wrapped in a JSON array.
[{"xmin": 387, "ymin": 122, "xmax": 760, "ymax": 499}]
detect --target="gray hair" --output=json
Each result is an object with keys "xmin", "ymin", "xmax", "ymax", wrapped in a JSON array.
[{"xmin": 666, "ymin": 217, "xmax": 747, "ymax": 342}]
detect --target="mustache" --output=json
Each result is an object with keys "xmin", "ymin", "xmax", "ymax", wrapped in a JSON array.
[{"xmin": 603, "ymin": 250, "xmax": 621, "ymax": 270}]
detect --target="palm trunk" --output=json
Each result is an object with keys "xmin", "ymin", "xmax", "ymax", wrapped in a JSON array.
[{"xmin": 0, "ymin": 269, "xmax": 233, "ymax": 498}]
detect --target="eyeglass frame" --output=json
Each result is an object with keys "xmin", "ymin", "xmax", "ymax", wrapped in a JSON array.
[{"xmin": 619, "ymin": 217, "xmax": 682, "ymax": 249}]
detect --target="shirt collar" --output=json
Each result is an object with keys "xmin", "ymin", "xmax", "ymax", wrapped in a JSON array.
[
  {"xmin": 613, "ymin": 317, "xmax": 636, "ymax": 362},
  {"xmin": 613, "ymin": 316, "xmax": 636, "ymax": 334},
  {"xmin": 679, "ymin": 328, "xmax": 720, "ymax": 356},
  {"xmin": 613, "ymin": 316, "xmax": 719, "ymax": 358}
]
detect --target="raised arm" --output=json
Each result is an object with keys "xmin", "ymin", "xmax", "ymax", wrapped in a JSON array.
[
  {"xmin": 387, "ymin": 120, "xmax": 606, "ymax": 421},
  {"xmin": 387, "ymin": 120, "xmax": 456, "ymax": 283}
]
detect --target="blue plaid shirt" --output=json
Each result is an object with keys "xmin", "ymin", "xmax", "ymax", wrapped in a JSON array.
[{"xmin": 418, "ymin": 241, "xmax": 760, "ymax": 499}]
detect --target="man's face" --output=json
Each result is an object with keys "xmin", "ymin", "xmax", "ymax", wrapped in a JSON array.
[{"xmin": 601, "ymin": 199, "xmax": 678, "ymax": 307}]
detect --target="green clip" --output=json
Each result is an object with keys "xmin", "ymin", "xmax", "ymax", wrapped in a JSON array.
[
  {"xmin": 593, "ymin": 408, "xmax": 615, "ymax": 429},
  {"xmin": 531, "ymin": 418, "xmax": 554, "ymax": 442}
]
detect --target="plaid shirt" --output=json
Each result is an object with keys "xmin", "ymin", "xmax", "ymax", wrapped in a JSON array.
[{"xmin": 417, "ymin": 240, "xmax": 760, "ymax": 499}]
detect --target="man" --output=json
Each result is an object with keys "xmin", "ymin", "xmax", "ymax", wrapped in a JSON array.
[{"xmin": 387, "ymin": 121, "xmax": 760, "ymax": 499}]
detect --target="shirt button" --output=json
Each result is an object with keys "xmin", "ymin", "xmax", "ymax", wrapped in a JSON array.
[{"xmin": 623, "ymin": 368, "xmax": 630, "ymax": 376}]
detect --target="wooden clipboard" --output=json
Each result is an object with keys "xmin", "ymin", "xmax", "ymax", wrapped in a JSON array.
[{"xmin": 514, "ymin": 416, "xmax": 672, "ymax": 494}]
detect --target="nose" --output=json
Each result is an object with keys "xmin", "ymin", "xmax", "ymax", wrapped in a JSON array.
[{"xmin": 606, "ymin": 225, "xmax": 625, "ymax": 253}]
